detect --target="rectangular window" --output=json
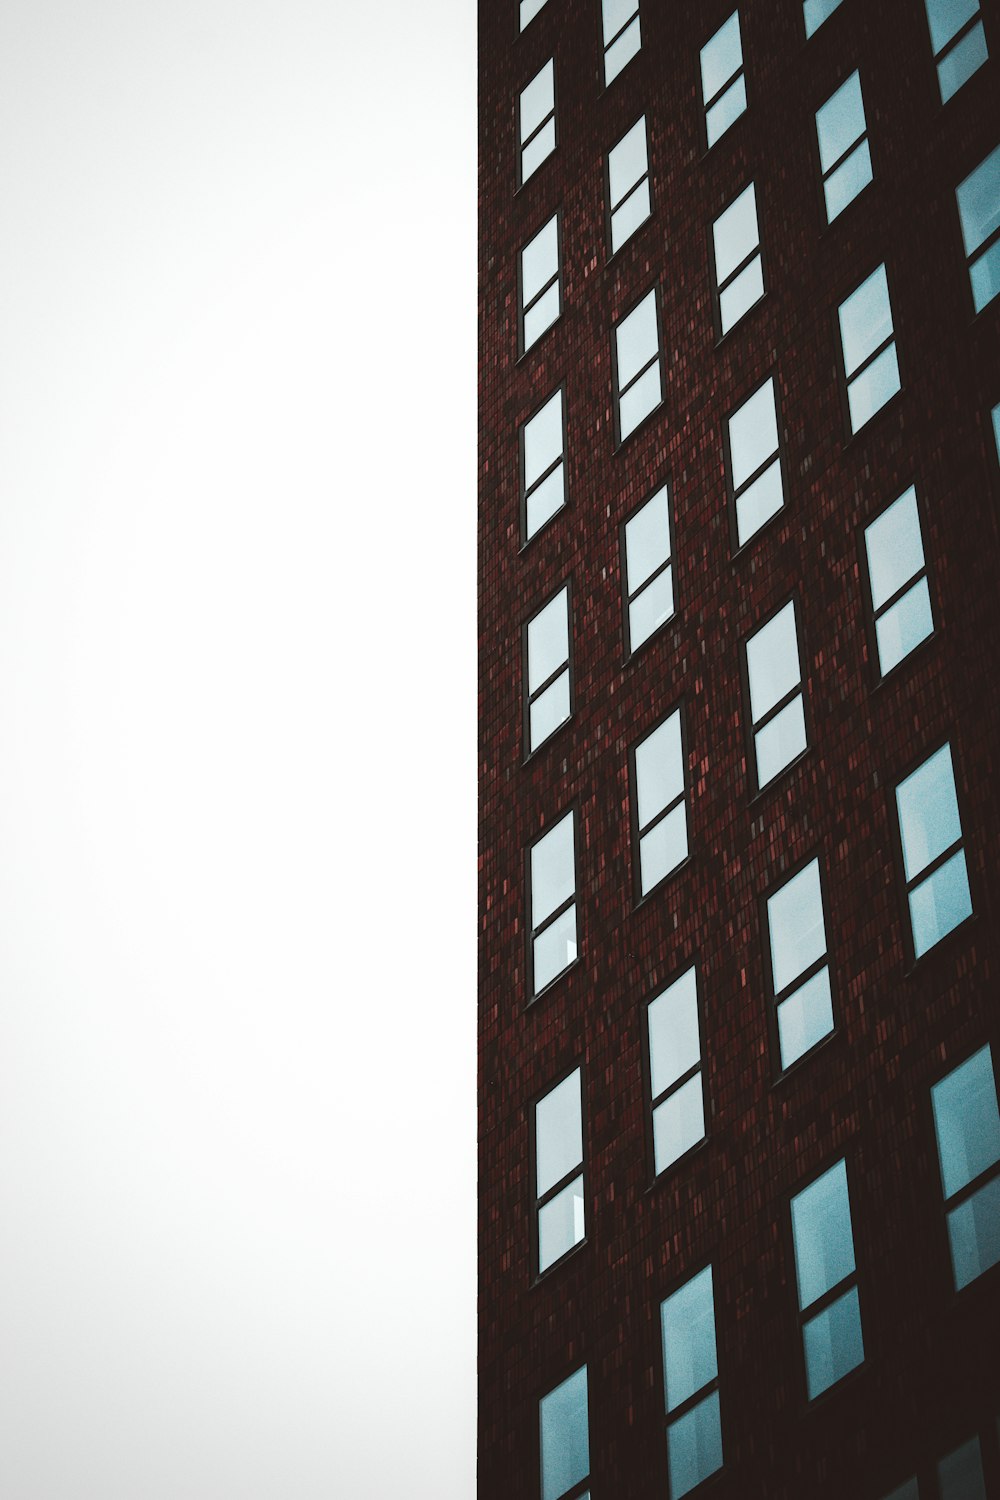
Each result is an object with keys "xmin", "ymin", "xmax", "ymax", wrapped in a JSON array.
[
  {"xmin": 521, "ymin": 387, "xmax": 566, "ymax": 542},
  {"xmin": 529, "ymin": 810, "xmax": 578, "ymax": 996},
  {"xmin": 816, "ymin": 70, "xmax": 872, "ymax": 223},
  {"xmin": 607, "ymin": 116, "xmax": 651, "ymax": 255},
  {"xmin": 790, "ymin": 1159, "xmax": 864, "ymax": 1400},
  {"xmin": 881, "ymin": 1483, "xmax": 919, "ymax": 1500},
  {"xmin": 838, "ymin": 263, "xmax": 901, "ymax": 434},
  {"xmin": 804, "ymin": 0, "xmax": 843, "ymax": 38},
  {"xmin": 924, "ymin": 0, "xmax": 989, "ymax": 102},
  {"xmin": 520, "ymin": 214, "xmax": 561, "ymax": 354},
  {"xmin": 525, "ymin": 585, "xmax": 573, "ymax": 755},
  {"xmin": 534, "ymin": 1069, "xmax": 586, "ymax": 1275},
  {"xmin": 613, "ymin": 287, "xmax": 663, "ymax": 443},
  {"xmin": 931, "ymin": 1043, "xmax": 1000, "ymax": 1290},
  {"xmin": 519, "ymin": 60, "xmax": 556, "ymax": 186},
  {"xmin": 647, "ymin": 967, "xmax": 706, "ymax": 1177},
  {"xmin": 939, "ymin": 1436, "xmax": 988, "ymax": 1499},
  {"xmin": 661, "ymin": 1266, "xmax": 723, "ymax": 1499},
  {"xmin": 957, "ymin": 146, "xmax": 1000, "ymax": 315},
  {"xmin": 700, "ymin": 12, "xmax": 746, "ymax": 150},
  {"xmin": 894, "ymin": 742, "xmax": 973, "ymax": 960},
  {"xmin": 631, "ymin": 708, "xmax": 688, "ymax": 899},
  {"xmin": 726, "ymin": 375, "xmax": 785, "ymax": 548},
  {"xmin": 744, "ymin": 598, "xmax": 807, "ymax": 792},
  {"xmin": 622, "ymin": 483, "xmax": 674, "ymax": 654},
  {"xmin": 602, "ymin": 0, "xmax": 641, "ymax": 86},
  {"xmin": 540, "ymin": 1366, "xmax": 590, "ymax": 1500},
  {"xmin": 520, "ymin": 0, "xmax": 548, "ymax": 32},
  {"xmin": 993, "ymin": 401, "xmax": 1000, "ymax": 465},
  {"xmin": 862, "ymin": 486, "xmax": 934, "ymax": 677},
  {"xmin": 765, "ymin": 857, "xmax": 835, "ymax": 1070},
  {"xmin": 712, "ymin": 181, "xmax": 764, "ymax": 335}
]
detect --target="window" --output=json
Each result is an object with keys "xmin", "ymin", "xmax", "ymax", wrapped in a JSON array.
[
  {"xmin": 803, "ymin": 0, "xmax": 843, "ymax": 39},
  {"xmin": 520, "ymin": 0, "xmax": 549, "ymax": 32},
  {"xmin": 528, "ymin": 810, "xmax": 578, "ymax": 996},
  {"xmin": 622, "ymin": 483, "xmax": 674, "ymax": 654},
  {"xmin": 602, "ymin": 0, "xmax": 641, "ymax": 86},
  {"xmin": 613, "ymin": 287, "xmax": 663, "ymax": 443},
  {"xmin": 744, "ymin": 598, "xmax": 807, "ymax": 792},
  {"xmin": 540, "ymin": 1366, "xmax": 590, "ymax": 1500},
  {"xmin": 993, "ymin": 401, "xmax": 1000, "ymax": 465},
  {"xmin": 923, "ymin": 0, "xmax": 989, "ymax": 102},
  {"xmin": 938, "ymin": 1436, "xmax": 988, "ymax": 1500},
  {"xmin": 931, "ymin": 1043, "xmax": 1000, "ymax": 1290},
  {"xmin": 520, "ymin": 214, "xmax": 561, "ymax": 354},
  {"xmin": 790, "ymin": 1159, "xmax": 864, "ymax": 1400},
  {"xmin": 660, "ymin": 1266, "xmax": 723, "ymax": 1499},
  {"xmin": 815, "ymin": 71, "xmax": 872, "ymax": 223},
  {"xmin": 838, "ymin": 264, "xmax": 901, "ymax": 434},
  {"xmin": 712, "ymin": 181, "xmax": 764, "ymax": 335},
  {"xmin": 521, "ymin": 387, "xmax": 567, "ymax": 541},
  {"xmin": 607, "ymin": 116, "xmax": 651, "ymax": 255},
  {"xmin": 631, "ymin": 708, "xmax": 688, "ymax": 899},
  {"xmin": 956, "ymin": 146, "xmax": 1000, "ymax": 315},
  {"xmin": 765, "ymin": 857, "xmax": 835, "ymax": 1070},
  {"xmin": 647, "ymin": 968, "xmax": 706, "ymax": 1176},
  {"xmin": 862, "ymin": 486, "xmax": 934, "ymax": 677},
  {"xmin": 726, "ymin": 375, "xmax": 785, "ymax": 547},
  {"xmin": 700, "ymin": 12, "xmax": 746, "ymax": 149},
  {"xmin": 894, "ymin": 742, "xmax": 973, "ymax": 960},
  {"xmin": 519, "ymin": 60, "xmax": 556, "ymax": 186},
  {"xmin": 525, "ymin": 585, "xmax": 573, "ymax": 755},
  {"xmin": 534, "ymin": 1069, "xmax": 586, "ymax": 1274},
  {"xmin": 882, "ymin": 1484, "xmax": 919, "ymax": 1500}
]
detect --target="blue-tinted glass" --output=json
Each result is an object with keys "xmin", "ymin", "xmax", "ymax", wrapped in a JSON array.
[
  {"xmin": 729, "ymin": 378, "xmax": 778, "ymax": 490},
  {"xmin": 605, "ymin": 11, "xmax": 641, "ymax": 84},
  {"xmin": 603, "ymin": 0, "xmax": 637, "ymax": 45},
  {"xmin": 910, "ymin": 850, "xmax": 973, "ymax": 958},
  {"xmin": 639, "ymin": 802, "xmax": 688, "ymax": 893},
  {"xmin": 714, "ymin": 183, "xmax": 758, "ymax": 285},
  {"xmin": 848, "ymin": 343, "xmax": 900, "ymax": 433},
  {"xmin": 883, "ymin": 1483, "xmax": 919, "ymax": 1500},
  {"xmin": 777, "ymin": 966, "xmax": 834, "ymax": 1070},
  {"xmin": 768, "ymin": 859, "xmax": 826, "ymax": 995},
  {"xmin": 755, "ymin": 694, "xmax": 807, "ymax": 787},
  {"xmin": 520, "ymin": 0, "xmax": 548, "ymax": 30},
  {"xmin": 875, "ymin": 580, "xmax": 933, "ymax": 675},
  {"xmin": 803, "ymin": 1286, "xmax": 864, "ymax": 1398},
  {"xmin": 970, "ymin": 239, "xmax": 1000, "ymax": 314},
  {"xmin": 532, "ymin": 813, "xmax": 575, "ymax": 925},
  {"xmin": 636, "ymin": 712, "xmax": 684, "ymax": 828},
  {"xmin": 865, "ymin": 488, "xmax": 925, "ymax": 611},
  {"xmin": 528, "ymin": 589, "xmax": 568, "ymax": 694},
  {"xmin": 839, "ymin": 264, "xmax": 893, "ymax": 376},
  {"xmin": 706, "ymin": 77, "xmax": 747, "ymax": 149},
  {"xmin": 536, "ymin": 1069, "xmax": 583, "ymax": 1196},
  {"xmin": 700, "ymin": 11, "xmax": 742, "ymax": 103},
  {"xmin": 520, "ymin": 61, "xmax": 553, "ymax": 142},
  {"xmin": 652, "ymin": 1074, "xmax": 705, "ymax": 1174},
  {"xmin": 524, "ymin": 390, "xmax": 563, "ymax": 492},
  {"xmin": 661, "ymin": 1265, "xmax": 717, "ymax": 1412},
  {"xmin": 667, "ymin": 1392, "xmax": 723, "ymax": 1499},
  {"xmin": 720, "ymin": 256, "xmax": 764, "ymax": 333},
  {"xmin": 630, "ymin": 567, "xmax": 674, "ymax": 649},
  {"xmin": 932, "ymin": 1045, "xmax": 1000, "ymax": 1198},
  {"xmin": 938, "ymin": 19, "xmax": 989, "ymax": 101},
  {"xmin": 957, "ymin": 146, "xmax": 1000, "ymax": 256},
  {"xmin": 616, "ymin": 291, "xmax": 658, "ymax": 388},
  {"xmin": 626, "ymin": 486, "xmax": 671, "ymax": 592},
  {"xmin": 825, "ymin": 141, "xmax": 873, "ymax": 221},
  {"xmin": 534, "ymin": 905, "xmax": 577, "ymax": 993},
  {"xmin": 648, "ymin": 968, "xmax": 700, "ymax": 1098},
  {"xmin": 538, "ymin": 1174, "xmax": 586, "ymax": 1271},
  {"xmin": 530, "ymin": 671, "xmax": 571, "ymax": 750},
  {"xmin": 925, "ymin": 0, "xmax": 979, "ymax": 55},
  {"xmin": 993, "ymin": 403, "xmax": 1000, "ymax": 463},
  {"xmin": 791, "ymin": 1158, "xmax": 855, "ymax": 1309},
  {"xmin": 611, "ymin": 180, "xmax": 651, "ymax": 254},
  {"xmin": 540, "ymin": 1367, "xmax": 589, "ymax": 1500},
  {"xmin": 816, "ymin": 72, "xmax": 865, "ymax": 175},
  {"xmin": 938, "ymin": 1435, "xmax": 987, "ymax": 1500},
  {"xmin": 736, "ymin": 459, "xmax": 784, "ymax": 546},
  {"xmin": 804, "ymin": 0, "xmax": 843, "ymax": 38},
  {"xmin": 746, "ymin": 599, "xmax": 798, "ymax": 722},
  {"xmin": 896, "ymin": 745, "xmax": 962, "ymax": 881},
  {"xmin": 948, "ymin": 1176, "xmax": 1000, "ymax": 1289},
  {"xmin": 619, "ymin": 363, "xmax": 662, "ymax": 440},
  {"xmin": 527, "ymin": 465, "xmax": 564, "ymax": 538},
  {"xmin": 522, "ymin": 217, "xmax": 558, "ymax": 305},
  {"xmin": 609, "ymin": 117, "xmax": 647, "ymax": 208},
  {"xmin": 523, "ymin": 120, "xmax": 556, "ymax": 184}
]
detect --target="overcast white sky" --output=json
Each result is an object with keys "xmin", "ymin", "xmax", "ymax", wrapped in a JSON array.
[{"xmin": 0, "ymin": 2, "xmax": 476, "ymax": 1495}]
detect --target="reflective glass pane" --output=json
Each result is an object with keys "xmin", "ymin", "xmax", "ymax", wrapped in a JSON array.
[
  {"xmin": 540, "ymin": 1366, "xmax": 589, "ymax": 1500},
  {"xmin": 746, "ymin": 599, "xmax": 799, "ymax": 723},
  {"xmin": 520, "ymin": 60, "xmax": 554, "ymax": 141},
  {"xmin": 636, "ymin": 712, "xmax": 684, "ymax": 828},
  {"xmin": 630, "ymin": 567, "xmax": 674, "ymax": 649},
  {"xmin": 910, "ymin": 850, "xmax": 973, "ymax": 958},
  {"xmin": 701, "ymin": 11, "xmax": 742, "ymax": 103},
  {"xmin": 713, "ymin": 183, "xmax": 759, "ymax": 285},
  {"xmin": 755, "ymin": 693, "xmax": 807, "ymax": 787},
  {"xmin": 875, "ymin": 579, "xmax": 933, "ymax": 675},
  {"xmin": 661, "ymin": 1265, "xmax": 717, "ymax": 1412},
  {"xmin": 706, "ymin": 76, "xmax": 747, "ymax": 149},
  {"xmin": 848, "ymin": 343, "xmax": 901, "ymax": 433},
  {"xmin": 609, "ymin": 117, "xmax": 647, "ymax": 206},
  {"xmin": 602, "ymin": 0, "xmax": 637, "ymax": 44},
  {"xmin": 531, "ymin": 812, "xmax": 576, "ymax": 926},
  {"xmin": 958, "ymin": 146, "xmax": 1000, "ymax": 254},
  {"xmin": 865, "ymin": 487, "xmax": 924, "ymax": 611},
  {"xmin": 528, "ymin": 589, "xmax": 569, "ymax": 694},
  {"xmin": 938, "ymin": 19, "xmax": 988, "ymax": 101},
  {"xmin": 527, "ymin": 464, "xmax": 565, "ymax": 539},
  {"xmin": 896, "ymin": 743, "xmax": 961, "ymax": 881},
  {"xmin": 619, "ymin": 362, "xmax": 662, "ymax": 440},
  {"xmin": 534, "ymin": 904, "xmax": 578, "ymax": 993},
  {"xmin": 538, "ymin": 1174, "xmax": 586, "ymax": 1271},
  {"xmin": 803, "ymin": 1286, "xmax": 864, "ymax": 1398},
  {"xmin": 883, "ymin": 1483, "xmax": 919, "ymax": 1500},
  {"xmin": 520, "ymin": 0, "xmax": 548, "ymax": 30},
  {"xmin": 536, "ymin": 1070, "xmax": 583, "ymax": 1196},
  {"xmin": 639, "ymin": 802, "xmax": 688, "ymax": 894},
  {"xmin": 720, "ymin": 256, "xmax": 764, "ymax": 333},
  {"xmin": 791, "ymin": 1158, "xmax": 855, "ymax": 1309},
  {"xmin": 605, "ymin": 14, "xmax": 641, "ymax": 83},
  {"xmin": 653, "ymin": 1074, "xmax": 705, "ymax": 1174},
  {"xmin": 839, "ymin": 264, "xmax": 893, "ymax": 376},
  {"xmin": 993, "ymin": 403, "xmax": 1000, "ymax": 462},
  {"xmin": 530, "ymin": 671, "xmax": 571, "ymax": 751},
  {"xmin": 611, "ymin": 179, "xmax": 651, "ymax": 255},
  {"xmin": 804, "ymin": 0, "xmax": 843, "ymax": 38},
  {"xmin": 948, "ymin": 1175, "xmax": 1000, "ymax": 1289},
  {"xmin": 932, "ymin": 1044, "xmax": 1000, "ymax": 1199},
  {"xmin": 667, "ymin": 1392, "xmax": 723, "ymax": 1500},
  {"xmin": 816, "ymin": 72, "xmax": 865, "ymax": 174},
  {"xmin": 625, "ymin": 486, "xmax": 670, "ymax": 591},
  {"xmin": 769, "ymin": 859, "xmax": 826, "ymax": 995},
  {"xmin": 523, "ymin": 119, "xmax": 557, "ymax": 183},
  {"xmin": 648, "ymin": 967, "xmax": 700, "ymax": 1099},
  {"xmin": 522, "ymin": 217, "xmax": 559, "ymax": 305},
  {"xmin": 616, "ymin": 291, "xmax": 658, "ymax": 389},
  {"xmin": 524, "ymin": 283, "xmax": 560, "ymax": 350},
  {"xmin": 524, "ymin": 390, "xmax": 563, "ymax": 490},
  {"xmin": 926, "ymin": 0, "xmax": 979, "ymax": 56},
  {"xmin": 825, "ymin": 140, "xmax": 873, "ymax": 221},
  {"xmin": 938, "ymin": 1435, "xmax": 987, "ymax": 1500},
  {"xmin": 735, "ymin": 458, "xmax": 784, "ymax": 545},
  {"xmin": 970, "ymin": 238, "xmax": 1000, "ymax": 314},
  {"xmin": 777, "ymin": 966, "xmax": 834, "ymax": 1070}
]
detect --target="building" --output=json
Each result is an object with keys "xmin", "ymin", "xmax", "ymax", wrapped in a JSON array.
[{"xmin": 478, "ymin": 1, "xmax": 1000, "ymax": 1497}]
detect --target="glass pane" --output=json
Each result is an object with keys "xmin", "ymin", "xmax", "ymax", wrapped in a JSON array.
[
  {"xmin": 524, "ymin": 283, "xmax": 561, "ymax": 351},
  {"xmin": 824, "ymin": 140, "xmax": 873, "ymax": 222},
  {"xmin": 848, "ymin": 343, "xmax": 901, "ymax": 433},
  {"xmin": 667, "ymin": 1392, "xmax": 723, "ymax": 1500},
  {"xmin": 701, "ymin": 11, "xmax": 742, "ymax": 103},
  {"xmin": 720, "ymin": 255, "xmax": 764, "ymax": 333},
  {"xmin": 522, "ymin": 216, "xmax": 559, "ymax": 305},
  {"xmin": 635, "ymin": 711, "xmax": 684, "ymax": 828},
  {"xmin": 522, "ymin": 119, "xmax": 557, "ymax": 183},
  {"xmin": 948, "ymin": 1175, "xmax": 1000, "ymax": 1289},
  {"xmin": 958, "ymin": 149, "xmax": 1000, "ymax": 254},
  {"xmin": 536, "ymin": 1070, "xmax": 583, "ymax": 1195},
  {"xmin": 526, "ymin": 463, "xmax": 565, "ymax": 539},
  {"xmin": 706, "ymin": 75, "xmax": 747, "ymax": 149},
  {"xmin": 639, "ymin": 802, "xmax": 688, "ymax": 894},
  {"xmin": 602, "ymin": 0, "xmax": 637, "ymax": 45},
  {"xmin": 839, "ymin": 263, "xmax": 893, "ymax": 377},
  {"xmin": 713, "ymin": 183, "xmax": 758, "ymax": 286},
  {"xmin": 653, "ymin": 1074, "xmax": 705, "ymax": 1173},
  {"xmin": 605, "ymin": 13, "xmax": 641, "ymax": 83},
  {"xmin": 625, "ymin": 486, "xmax": 670, "ymax": 591},
  {"xmin": 648, "ymin": 967, "xmax": 700, "ymax": 1098},
  {"xmin": 755, "ymin": 693, "xmax": 807, "ymax": 788},
  {"xmin": 970, "ymin": 238, "xmax": 1000, "ymax": 315},
  {"xmin": 932, "ymin": 1044, "xmax": 1000, "ymax": 1199},
  {"xmin": 993, "ymin": 403, "xmax": 1000, "ymax": 463},
  {"xmin": 540, "ymin": 1366, "xmax": 589, "ymax": 1500},
  {"xmin": 530, "ymin": 671, "xmax": 571, "ymax": 751},
  {"xmin": 630, "ymin": 566, "xmax": 674, "ymax": 649},
  {"xmin": 531, "ymin": 812, "xmax": 576, "ymax": 926},
  {"xmin": 538, "ymin": 1174, "xmax": 586, "ymax": 1272},
  {"xmin": 803, "ymin": 1286, "xmax": 864, "ymax": 1398},
  {"xmin": 619, "ymin": 361, "xmax": 662, "ymax": 440},
  {"xmin": 910, "ymin": 850, "xmax": 973, "ymax": 958},
  {"xmin": 792, "ymin": 1158, "xmax": 855, "ymax": 1309},
  {"xmin": 746, "ymin": 600, "xmax": 799, "ymax": 723},
  {"xmin": 520, "ymin": 0, "xmax": 548, "ymax": 30},
  {"xmin": 661, "ymin": 1265, "xmax": 718, "ymax": 1412},
  {"xmin": 609, "ymin": 117, "xmax": 647, "ymax": 207},
  {"xmin": 896, "ymin": 743, "xmax": 961, "ymax": 882},
  {"xmin": 883, "ymin": 1483, "xmax": 919, "ymax": 1500},
  {"xmin": 769, "ymin": 858, "xmax": 826, "ymax": 995},
  {"xmin": 926, "ymin": 0, "xmax": 979, "ymax": 56},
  {"xmin": 938, "ymin": 1435, "xmax": 987, "ymax": 1500},
  {"xmin": 528, "ymin": 589, "xmax": 569, "ymax": 694},
  {"xmin": 524, "ymin": 390, "xmax": 563, "ymax": 490},
  {"xmin": 865, "ymin": 487, "xmax": 924, "ymax": 610},
  {"xmin": 534, "ymin": 904, "xmax": 578, "ymax": 993},
  {"xmin": 777, "ymin": 966, "xmax": 834, "ymax": 1070},
  {"xmin": 816, "ymin": 71, "xmax": 865, "ymax": 174},
  {"xmin": 736, "ymin": 459, "xmax": 784, "ymax": 546},
  {"xmin": 729, "ymin": 377, "xmax": 779, "ymax": 491},
  {"xmin": 616, "ymin": 290, "xmax": 658, "ymax": 389},
  {"xmin": 520, "ymin": 60, "xmax": 554, "ymax": 142},
  {"xmin": 938, "ymin": 18, "xmax": 988, "ymax": 101},
  {"xmin": 611, "ymin": 178, "xmax": 651, "ymax": 255},
  {"xmin": 804, "ymin": 0, "xmax": 843, "ymax": 38},
  {"xmin": 875, "ymin": 579, "xmax": 933, "ymax": 675}
]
